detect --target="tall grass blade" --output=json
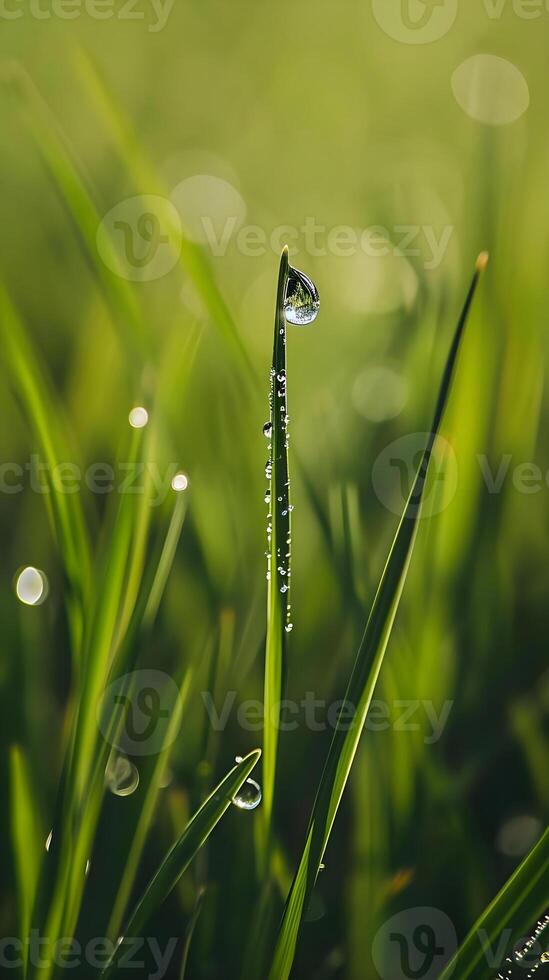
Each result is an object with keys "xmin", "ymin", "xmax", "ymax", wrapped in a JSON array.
[
  {"xmin": 9, "ymin": 745, "xmax": 43, "ymax": 967},
  {"xmin": 262, "ymin": 246, "xmax": 292, "ymax": 860},
  {"xmin": 438, "ymin": 825, "xmax": 549, "ymax": 980},
  {"xmin": 268, "ymin": 253, "xmax": 489, "ymax": 980},
  {"xmin": 101, "ymin": 750, "xmax": 262, "ymax": 978}
]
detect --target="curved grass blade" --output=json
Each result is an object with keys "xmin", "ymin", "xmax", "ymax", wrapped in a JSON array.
[
  {"xmin": 3, "ymin": 63, "xmax": 149, "ymax": 363},
  {"xmin": 262, "ymin": 246, "xmax": 292, "ymax": 861},
  {"xmin": 72, "ymin": 48, "xmax": 257, "ymax": 387},
  {"xmin": 100, "ymin": 750, "xmax": 261, "ymax": 978},
  {"xmin": 438, "ymin": 825, "xmax": 549, "ymax": 980},
  {"xmin": 268, "ymin": 253, "xmax": 490, "ymax": 980},
  {"xmin": 0, "ymin": 285, "xmax": 91, "ymax": 659}
]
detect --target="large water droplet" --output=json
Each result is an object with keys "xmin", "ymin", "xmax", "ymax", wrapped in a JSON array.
[
  {"xmin": 263, "ymin": 421, "xmax": 273, "ymax": 439},
  {"xmin": 284, "ymin": 266, "xmax": 320, "ymax": 325},
  {"xmin": 106, "ymin": 755, "xmax": 139, "ymax": 797},
  {"xmin": 232, "ymin": 777, "xmax": 262, "ymax": 811},
  {"xmin": 15, "ymin": 566, "xmax": 48, "ymax": 606}
]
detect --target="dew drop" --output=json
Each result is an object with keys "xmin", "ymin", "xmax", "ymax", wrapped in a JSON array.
[
  {"xmin": 541, "ymin": 952, "xmax": 549, "ymax": 963},
  {"xmin": 15, "ymin": 566, "xmax": 48, "ymax": 606},
  {"xmin": 285, "ymin": 623, "xmax": 293, "ymax": 633},
  {"xmin": 171, "ymin": 471, "xmax": 189, "ymax": 492},
  {"xmin": 232, "ymin": 777, "xmax": 262, "ymax": 811},
  {"xmin": 106, "ymin": 755, "xmax": 139, "ymax": 797},
  {"xmin": 128, "ymin": 406, "xmax": 149, "ymax": 429},
  {"xmin": 263, "ymin": 422, "xmax": 273, "ymax": 439},
  {"xmin": 284, "ymin": 266, "xmax": 320, "ymax": 325}
]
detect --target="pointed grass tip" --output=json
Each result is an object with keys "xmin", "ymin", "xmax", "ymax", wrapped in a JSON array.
[{"xmin": 475, "ymin": 251, "xmax": 490, "ymax": 273}]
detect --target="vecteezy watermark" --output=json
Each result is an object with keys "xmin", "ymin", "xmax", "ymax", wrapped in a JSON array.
[
  {"xmin": 201, "ymin": 692, "xmax": 454, "ymax": 744},
  {"xmin": 0, "ymin": 455, "xmax": 183, "ymax": 505},
  {"xmin": 371, "ymin": 433, "xmax": 549, "ymax": 518},
  {"xmin": 372, "ymin": 907, "xmax": 549, "ymax": 979},
  {"xmin": 0, "ymin": 933, "xmax": 177, "ymax": 976},
  {"xmin": 96, "ymin": 194, "xmax": 455, "ymax": 280},
  {"xmin": 372, "ymin": 907, "xmax": 457, "ymax": 980},
  {"xmin": 0, "ymin": 0, "xmax": 175, "ymax": 31},
  {"xmin": 97, "ymin": 670, "xmax": 182, "ymax": 755}
]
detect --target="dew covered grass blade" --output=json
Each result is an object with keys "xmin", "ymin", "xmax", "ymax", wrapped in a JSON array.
[
  {"xmin": 438, "ymin": 825, "xmax": 549, "ymax": 980},
  {"xmin": 262, "ymin": 246, "xmax": 292, "ymax": 860},
  {"xmin": 100, "ymin": 750, "xmax": 262, "ymax": 978},
  {"xmin": 268, "ymin": 253, "xmax": 489, "ymax": 980}
]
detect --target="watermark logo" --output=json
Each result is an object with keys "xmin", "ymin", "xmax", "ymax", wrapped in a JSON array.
[
  {"xmin": 96, "ymin": 195, "xmax": 180, "ymax": 282},
  {"xmin": 372, "ymin": 432, "xmax": 458, "ymax": 518},
  {"xmin": 372, "ymin": 907, "xmax": 457, "ymax": 980},
  {"xmin": 371, "ymin": 0, "xmax": 458, "ymax": 44},
  {"xmin": 97, "ymin": 670, "xmax": 181, "ymax": 755}
]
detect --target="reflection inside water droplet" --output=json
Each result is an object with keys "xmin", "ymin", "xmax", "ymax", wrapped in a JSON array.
[
  {"xmin": 232, "ymin": 777, "xmax": 262, "ymax": 811},
  {"xmin": 284, "ymin": 266, "xmax": 320, "ymax": 325},
  {"xmin": 106, "ymin": 755, "xmax": 140, "ymax": 797}
]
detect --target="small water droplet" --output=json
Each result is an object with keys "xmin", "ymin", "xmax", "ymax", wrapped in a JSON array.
[
  {"xmin": 106, "ymin": 755, "xmax": 139, "ymax": 797},
  {"xmin": 128, "ymin": 406, "xmax": 149, "ymax": 429},
  {"xmin": 45, "ymin": 830, "xmax": 53, "ymax": 852},
  {"xmin": 263, "ymin": 422, "xmax": 272, "ymax": 439},
  {"xmin": 285, "ymin": 623, "xmax": 293, "ymax": 633},
  {"xmin": 284, "ymin": 266, "xmax": 320, "ymax": 326},
  {"xmin": 15, "ymin": 566, "xmax": 48, "ymax": 606},
  {"xmin": 541, "ymin": 952, "xmax": 549, "ymax": 964},
  {"xmin": 232, "ymin": 777, "xmax": 262, "ymax": 811}
]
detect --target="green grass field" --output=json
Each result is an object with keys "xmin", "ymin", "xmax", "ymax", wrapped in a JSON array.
[{"xmin": 1, "ymin": 3, "xmax": 548, "ymax": 978}]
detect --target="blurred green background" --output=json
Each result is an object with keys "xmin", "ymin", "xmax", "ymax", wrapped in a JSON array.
[{"xmin": 1, "ymin": 1, "xmax": 549, "ymax": 977}]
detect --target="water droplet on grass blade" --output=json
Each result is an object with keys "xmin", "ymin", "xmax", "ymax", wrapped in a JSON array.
[
  {"xmin": 263, "ymin": 421, "xmax": 273, "ymax": 439},
  {"xmin": 106, "ymin": 755, "xmax": 139, "ymax": 797},
  {"xmin": 284, "ymin": 266, "xmax": 319, "ymax": 325},
  {"xmin": 232, "ymin": 777, "xmax": 262, "ymax": 811}
]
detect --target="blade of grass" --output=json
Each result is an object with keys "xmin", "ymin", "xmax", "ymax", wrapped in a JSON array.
[
  {"xmin": 179, "ymin": 887, "xmax": 206, "ymax": 980},
  {"xmin": 9, "ymin": 745, "xmax": 43, "ymax": 969},
  {"xmin": 3, "ymin": 62, "xmax": 149, "ymax": 363},
  {"xmin": 100, "ymin": 750, "xmax": 262, "ymax": 979},
  {"xmin": 438, "ymin": 826, "xmax": 549, "ymax": 980},
  {"xmin": 261, "ymin": 246, "xmax": 291, "ymax": 864},
  {"xmin": 268, "ymin": 253, "xmax": 489, "ymax": 980},
  {"xmin": 72, "ymin": 48, "xmax": 257, "ymax": 387},
  {"xmin": 0, "ymin": 285, "xmax": 91, "ymax": 661}
]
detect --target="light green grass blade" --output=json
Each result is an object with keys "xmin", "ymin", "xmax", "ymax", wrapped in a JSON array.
[
  {"xmin": 262, "ymin": 246, "xmax": 291, "ymax": 861},
  {"xmin": 101, "ymin": 750, "xmax": 262, "ymax": 978},
  {"xmin": 268, "ymin": 254, "xmax": 489, "ymax": 980},
  {"xmin": 438, "ymin": 825, "xmax": 549, "ymax": 980},
  {"xmin": 4, "ymin": 63, "xmax": 148, "ymax": 362},
  {"xmin": 72, "ymin": 48, "xmax": 256, "ymax": 386},
  {"xmin": 0, "ymin": 285, "xmax": 91, "ymax": 658},
  {"xmin": 9, "ymin": 745, "xmax": 43, "ymax": 966}
]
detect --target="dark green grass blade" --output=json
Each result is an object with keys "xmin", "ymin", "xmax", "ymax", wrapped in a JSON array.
[
  {"xmin": 438, "ymin": 825, "xmax": 549, "ymax": 980},
  {"xmin": 101, "ymin": 750, "xmax": 261, "ymax": 978},
  {"xmin": 268, "ymin": 254, "xmax": 489, "ymax": 980},
  {"xmin": 262, "ymin": 246, "xmax": 291, "ymax": 859},
  {"xmin": 9, "ymin": 745, "xmax": 43, "ymax": 965}
]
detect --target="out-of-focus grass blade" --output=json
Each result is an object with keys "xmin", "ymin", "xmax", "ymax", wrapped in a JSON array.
[
  {"xmin": 438, "ymin": 826, "xmax": 549, "ymax": 980},
  {"xmin": 179, "ymin": 887, "xmax": 206, "ymax": 980},
  {"xmin": 3, "ymin": 63, "xmax": 149, "ymax": 362},
  {"xmin": 106, "ymin": 669, "xmax": 193, "ymax": 941},
  {"xmin": 72, "ymin": 48, "xmax": 256, "ymax": 386},
  {"xmin": 0, "ymin": 285, "xmax": 91, "ymax": 659},
  {"xmin": 9, "ymin": 745, "xmax": 43, "ymax": 964},
  {"xmin": 268, "ymin": 253, "xmax": 489, "ymax": 980},
  {"xmin": 100, "ymin": 750, "xmax": 261, "ymax": 978},
  {"xmin": 262, "ymin": 246, "xmax": 291, "ymax": 861}
]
